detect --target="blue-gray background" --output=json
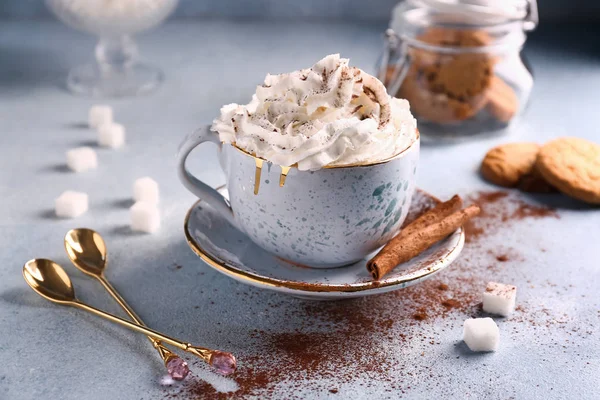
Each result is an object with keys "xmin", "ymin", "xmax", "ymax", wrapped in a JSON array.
[
  {"xmin": 1, "ymin": 1, "xmax": 600, "ymax": 400},
  {"xmin": 1, "ymin": 0, "xmax": 599, "ymax": 22}
]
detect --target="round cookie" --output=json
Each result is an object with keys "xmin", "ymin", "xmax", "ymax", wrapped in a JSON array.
[
  {"xmin": 392, "ymin": 27, "xmax": 496, "ymax": 123},
  {"xmin": 408, "ymin": 28, "xmax": 494, "ymax": 121},
  {"xmin": 536, "ymin": 137, "xmax": 600, "ymax": 204},
  {"xmin": 480, "ymin": 142, "xmax": 540, "ymax": 187},
  {"xmin": 424, "ymin": 54, "xmax": 493, "ymax": 100},
  {"xmin": 398, "ymin": 67, "xmax": 488, "ymax": 123}
]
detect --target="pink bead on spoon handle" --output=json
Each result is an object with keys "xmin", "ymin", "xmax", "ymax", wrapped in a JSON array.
[{"xmin": 186, "ymin": 347, "xmax": 237, "ymax": 375}]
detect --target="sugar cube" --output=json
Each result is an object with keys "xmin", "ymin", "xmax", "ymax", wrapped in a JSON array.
[
  {"xmin": 130, "ymin": 202, "xmax": 160, "ymax": 233},
  {"xmin": 98, "ymin": 123, "xmax": 125, "ymax": 148},
  {"xmin": 89, "ymin": 105, "xmax": 113, "ymax": 128},
  {"xmin": 66, "ymin": 147, "xmax": 97, "ymax": 172},
  {"xmin": 134, "ymin": 177, "xmax": 159, "ymax": 204},
  {"xmin": 483, "ymin": 282, "xmax": 517, "ymax": 317},
  {"xmin": 463, "ymin": 318, "xmax": 499, "ymax": 352},
  {"xmin": 55, "ymin": 191, "xmax": 88, "ymax": 218}
]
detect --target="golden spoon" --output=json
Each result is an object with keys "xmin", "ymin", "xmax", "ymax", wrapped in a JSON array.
[
  {"xmin": 64, "ymin": 229, "xmax": 190, "ymax": 380},
  {"xmin": 23, "ymin": 258, "xmax": 237, "ymax": 376}
]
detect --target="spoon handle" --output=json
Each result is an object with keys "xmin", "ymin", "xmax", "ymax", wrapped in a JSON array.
[
  {"xmin": 97, "ymin": 276, "xmax": 143, "ymax": 322},
  {"xmin": 95, "ymin": 276, "xmax": 180, "ymax": 363},
  {"xmin": 72, "ymin": 300, "xmax": 211, "ymax": 360}
]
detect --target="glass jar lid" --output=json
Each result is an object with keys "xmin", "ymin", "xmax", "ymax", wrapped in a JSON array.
[{"xmin": 391, "ymin": 0, "xmax": 538, "ymax": 32}]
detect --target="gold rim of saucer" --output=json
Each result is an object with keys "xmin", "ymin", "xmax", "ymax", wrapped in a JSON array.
[
  {"xmin": 183, "ymin": 187, "xmax": 464, "ymax": 294},
  {"xmin": 229, "ymin": 130, "xmax": 420, "ymax": 170}
]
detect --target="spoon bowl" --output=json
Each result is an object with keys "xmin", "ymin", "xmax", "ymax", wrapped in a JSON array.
[
  {"xmin": 65, "ymin": 228, "xmax": 107, "ymax": 277},
  {"xmin": 23, "ymin": 259, "xmax": 76, "ymax": 304}
]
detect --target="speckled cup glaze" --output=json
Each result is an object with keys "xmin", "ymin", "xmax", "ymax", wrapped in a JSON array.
[{"xmin": 178, "ymin": 126, "xmax": 419, "ymax": 268}]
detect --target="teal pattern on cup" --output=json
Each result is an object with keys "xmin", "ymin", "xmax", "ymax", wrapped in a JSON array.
[{"xmin": 178, "ymin": 126, "xmax": 419, "ymax": 268}]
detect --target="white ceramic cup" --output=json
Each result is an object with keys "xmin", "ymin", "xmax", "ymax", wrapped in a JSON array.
[{"xmin": 178, "ymin": 126, "xmax": 420, "ymax": 268}]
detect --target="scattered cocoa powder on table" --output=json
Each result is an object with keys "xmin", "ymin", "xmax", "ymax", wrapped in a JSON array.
[
  {"xmin": 164, "ymin": 191, "xmax": 561, "ymax": 399},
  {"xmin": 412, "ymin": 310, "xmax": 428, "ymax": 321},
  {"xmin": 463, "ymin": 191, "xmax": 558, "ymax": 243}
]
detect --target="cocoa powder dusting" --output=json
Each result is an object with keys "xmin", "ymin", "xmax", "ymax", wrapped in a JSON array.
[
  {"xmin": 165, "ymin": 190, "xmax": 564, "ymax": 399},
  {"xmin": 413, "ymin": 310, "xmax": 428, "ymax": 321},
  {"xmin": 463, "ymin": 191, "xmax": 558, "ymax": 243},
  {"xmin": 441, "ymin": 299, "xmax": 461, "ymax": 309}
]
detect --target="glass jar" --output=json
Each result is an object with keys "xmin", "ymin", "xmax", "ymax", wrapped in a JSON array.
[{"xmin": 378, "ymin": 0, "xmax": 538, "ymax": 141}]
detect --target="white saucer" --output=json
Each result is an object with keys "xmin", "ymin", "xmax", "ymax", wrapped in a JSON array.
[{"xmin": 184, "ymin": 187, "xmax": 464, "ymax": 300}]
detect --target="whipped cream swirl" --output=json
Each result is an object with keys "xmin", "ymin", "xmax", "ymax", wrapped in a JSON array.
[{"xmin": 211, "ymin": 54, "xmax": 417, "ymax": 171}]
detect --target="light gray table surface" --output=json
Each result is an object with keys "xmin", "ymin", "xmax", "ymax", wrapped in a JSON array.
[{"xmin": 1, "ymin": 20, "xmax": 599, "ymax": 399}]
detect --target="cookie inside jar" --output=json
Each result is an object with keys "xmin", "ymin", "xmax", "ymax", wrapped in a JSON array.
[
  {"xmin": 388, "ymin": 28, "xmax": 517, "ymax": 132},
  {"xmin": 381, "ymin": 0, "xmax": 536, "ymax": 140}
]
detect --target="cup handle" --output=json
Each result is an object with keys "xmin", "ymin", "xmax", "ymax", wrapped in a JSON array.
[{"xmin": 177, "ymin": 126, "xmax": 236, "ymax": 226}]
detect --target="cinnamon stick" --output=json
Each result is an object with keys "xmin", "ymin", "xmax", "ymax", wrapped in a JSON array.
[
  {"xmin": 396, "ymin": 195, "xmax": 463, "ymax": 239},
  {"xmin": 367, "ymin": 204, "xmax": 480, "ymax": 280},
  {"xmin": 368, "ymin": 195, "xmax": 462, "ymax": 274}
]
